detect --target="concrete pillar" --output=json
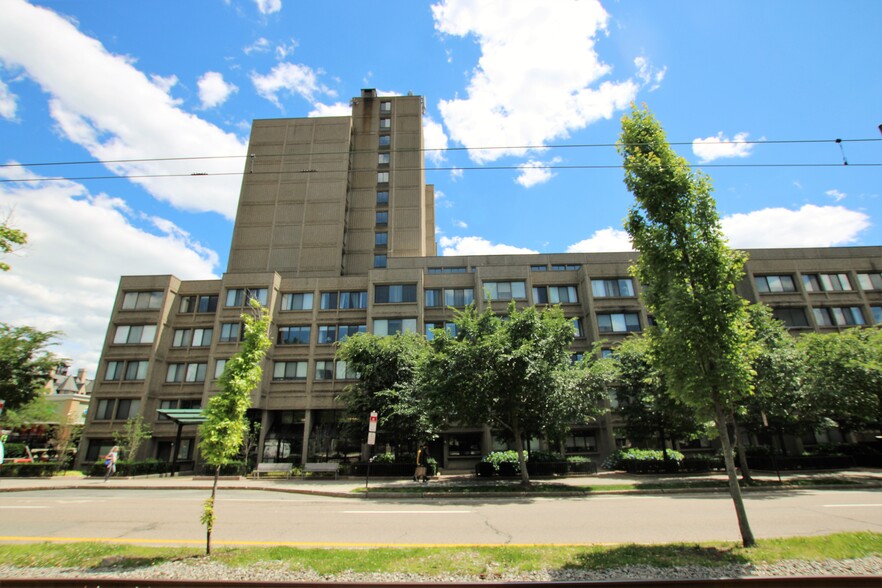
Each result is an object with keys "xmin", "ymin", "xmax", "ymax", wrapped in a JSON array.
[{"xmin": 301, "ymin": 409, "xmax": 313, "ymax": 464}]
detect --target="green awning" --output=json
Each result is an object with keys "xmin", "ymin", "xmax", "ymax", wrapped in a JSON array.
[{"xmin": 157, "ymin": 408, "xmax": 207, "ymax": 425}]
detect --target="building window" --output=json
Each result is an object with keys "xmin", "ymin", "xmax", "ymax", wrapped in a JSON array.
[
  {"xmin": 113, "ymin": 325, "xmax": 157, "ymax": 345},
  {"xmin": 338, "ymin": 324, "xmax": 366, "ymax": 341},
  {"xmin": 94, "ymin": 399, "xmax": 115, "ymax": 420},
  {"xmin": 374, "ymin": 254, "xmax": 387, "ymax": 268},
  {"xmin": 214, "ymin": 359, "xmax": 227, "ymax": 379},
  {"xmin": 375, "ymin": 284, "xmax": 417, "ymax": 303},
  {"xmin": 225, "ymin": 287, "xmax": 268, "ymax": 307},
  {"xmin": 378, "ymin": 153, "xmax": 390, "ymax": 165},
  {"xmin": 180, "ymin": 295, "xmax": 219, "ymax": 313},
  {"xmin": 531, "ymin": 265, "xmax": 547, "ymax": 272},
  {"xmin": 122, "ymin": 291, "xmax": 163, "ymax": 310},
  {"xmin": 379, "ymin": 135, "xmax": 391, "ymax": 147},
  {"xmin": 815, "ymin": 306, "xmax": 865, "ymax": 327},
  {"xmin": 552, "ymin": 264, "xmax": 581, "ymax": 271},
  {"xmin": 755, "ymin": 275, "xmax": 797, "ymax": 293},
  {"xmin": 105, "ymin": 361, "xmax": 124, "ymax": 381},
  {"xmin": 375, "ymin": 232, "xmax": 388, "ymax": 246},
  {"xmin": 172, "ymin": 328, "xmax": 212, "ymax": 347},
  {"xmin": 380, "ymin": 101, "xmax": 391, "ymax": 113},
  {"xmin": 533, "ymin": 285, "xmax": 578, "ymax": 304},
  {"xmin": 571, "ymin": 317, "xmax": 584, "ymax": 337},
  {"xmin": 803, "ymin": 273, "xmax": 852, "ymax": 292},
  {"xmin": 483, "ymin": 281, "xmax": 527, "ymax": 301},
  {"xmin": 425, "ymin": 322, "xmax": 458, "ymax": 340},
  {"xmin": 219, "ymin": 322, "xmax": 242, "ymax": 343},
  {"xmin": 871, "ymin": 306, "xmax": 882, "ymax": 324},
  {"xmin": 115, "ymin": 399, "xmax": 141, "ymax": 420},
  {"xmin": 273, "ymin": 361, "xmax": 308, "ymax": 380},
  {"xmin": 317, "ymin": 325, "xmax": 337, "ymax": 344},
  {"xmin": 591, "ymin": 279, "xmax": 635, "ymax": 298},
  {"xmin": 425, "ymin": 289, "xmax": 442, "ymax": 307},
  {"xmin": 772, "ymin": 307, "xmax": 809, "ymax": 328},
  {"xmin": 376, "ymin": 191, "xmax": 389, "ymax": 205},
  {"xmin": 373, "ymin": 318, "xmax": 417, "ymax": 336},
  {"xmin": 335, "ymin": 360, "xmax": 359, "ymax": 380},
  {"xmin": 122, "ymin": 361, "xmax": 149, "ymax": 381},
  {"xmin": 596, "ymin": 313, "xmax": 641, "ymax": 333},
  {"xmin": 277, "ymin": 326, "xmax": 311, "ymax": 345},
  {"xmin": 376, "ymin": 211, "xmax": 388, "ymax": 225},
  {"xmin": 341, "ymin": 291, "xmax": 368, "ymax": 309},
  {"xmin": 377, "ymin": 171, "xmax": 389, "ymax": 183},
  {"xmin": 444, "ymin": 288, "xmax": 474, "ymax": 307},
  {"xmin": 280, "ymin": 292, "xmax": 313, "ymax": 311},
  {"xmin": 858, "ymin": 273, "xmax": 882, "ymax": 291},
  {"xmin": 379, "ymin": 118, "xmax": 391, "ymax": 129},
  {"xmin": 315, "ymin": 360, "xmax": 334, "ymax": 381},
  {"xmin": 166, "ymin": 363, "xmax": 206, "ymax": 383}
]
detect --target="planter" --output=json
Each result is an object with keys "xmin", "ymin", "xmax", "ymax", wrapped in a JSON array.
[
  {"xmin": 497, "ymin": 461, "xmax": 520, "ymax": 477},
  {"xmin": 526, "ymin": 461, "xmax": 568, "ymax": 477},
  {"xmin": 475, "ymin": 461, "xmax": 496, "ymax": 477}
]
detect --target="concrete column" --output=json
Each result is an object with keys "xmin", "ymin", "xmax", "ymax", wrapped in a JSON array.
[{"xmin": 301, "ymin": 409, "xmax": 313, "ymax": 464}]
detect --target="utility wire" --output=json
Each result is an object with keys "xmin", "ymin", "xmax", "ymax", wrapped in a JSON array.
[{"xmin": 2, "ymin": 137, "xmax": 880, "ymax": 170}]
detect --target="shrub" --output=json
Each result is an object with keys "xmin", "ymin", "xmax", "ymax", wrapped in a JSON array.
[
  {"xmin": 602, "ymin": 448, "xmax": 684, "ymax": 471},
  {"xmin": 0, "ymin": 462, "xmax": 59, "ymax": 477},
  {"xmin": 3, "ymin": 443, "xmax": 28, "ymax": 459},
  {"xmin": 87, "ymin": 459, "xmax": 169, "ymax": 477},
  {"xmin": 527, "ymin": 451, "xmax": 562, "ymax": 463},
  {"xmin": 481, "ymin": 450, "xmax": 523, "ymax": 473}
]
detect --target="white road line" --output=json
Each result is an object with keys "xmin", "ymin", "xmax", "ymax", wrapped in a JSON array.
[
  {"xmin": 822, "ymin": 504, "xmax": 882, "ymax": 508},
  {"xmin": 0, "ymin": 506, "xmax": 47, "ymax": 509},
  {"xmin": 343, "ymin": 510, "xmax": 472, "ymax": 514}
]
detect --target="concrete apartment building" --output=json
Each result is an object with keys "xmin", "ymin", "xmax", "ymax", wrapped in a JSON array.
[{"xmin": 78, "ymin": 90, "xmax": 882, "ymax": 471}]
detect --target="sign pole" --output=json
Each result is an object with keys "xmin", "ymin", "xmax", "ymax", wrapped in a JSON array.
[{"xmin": 365, "ymin": 411, "xmax": 378, "ymax": 491}]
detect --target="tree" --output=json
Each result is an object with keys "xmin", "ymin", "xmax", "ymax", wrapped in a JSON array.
[
  {"xmin": 198, "ymin": 300, "xmax": 271, "ymax": 555},
  {"xmin": 798, "ymin": 327, "xmax": 882, "ymax": 437},
  {"xmin": 611, "ymin": 334, "xmax": 704, "ymax": 457},
  {"xmin": 0, "ymin": 218, "xmax": 27, "ymax": 272},
  {"xmin": 619, "ymin": 104, "xmax": 757, "ymax": 547},
  {"xmin": 335, "ymin": 331, "xmax": 436, "ymax": 454},
  {"xmin": 113, "ymin": 414, "xmax": 152, "ymax": 461},
  {"xmin": 421, "ymin": 301, "xmax": 608, "ymax": 485},
  {"xmin": 0, "ymin": 324, "xmax": 64, "ymax": 414}
]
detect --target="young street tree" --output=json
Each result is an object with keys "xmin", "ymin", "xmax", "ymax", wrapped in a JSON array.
[
  {"xmin": 335, "ymin": 331, "xmax": 437, "ymax": 453},
  {"xmin": 619, "ymin": 104, "xmax": 758, "ymax": 547},
  {"xmin": 0, "ymin": 323, "xmax": 64, "ymax": 416},
  {"xmin": 198, "ymin": 300, "xmax": 271, "ymax": 555},
  {"xmin": 421, "ymin": 302, "xmax": 610, "ymax": 485}
]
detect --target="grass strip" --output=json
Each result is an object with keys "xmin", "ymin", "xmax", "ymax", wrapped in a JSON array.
[{"xmin": 0, "ymin": 532, "xmax": 878, "ymax": 576}]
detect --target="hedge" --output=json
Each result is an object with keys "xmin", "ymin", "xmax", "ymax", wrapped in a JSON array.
[
  {"xmin": 0, "ymin": 462, "xmax": 59, "ymax": 477},
  {"xmin": 87, "ymin": 459, "xmax": 170, "ymax": 477}
]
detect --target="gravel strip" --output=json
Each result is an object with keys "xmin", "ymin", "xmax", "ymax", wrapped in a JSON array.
[{"xmin": 2, "ymin": 556, "xmax": 881, "ymax": 582}]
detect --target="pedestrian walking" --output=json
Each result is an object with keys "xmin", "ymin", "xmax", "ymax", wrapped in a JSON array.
[
  {"xmin": 104, "ymin": 445, "xmax": 119, "ymax": 481},
  {"xmin": 415, "ymin": 443, "xmax": 430, "ymax": 483}
]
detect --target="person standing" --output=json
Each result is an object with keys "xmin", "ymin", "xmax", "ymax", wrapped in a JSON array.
[
  {"xmin": 104, "ymin": 445, "xmax": 119, "ymax": 481},
  {"xmin": 415, "ymin": 444, "xmax": 430, "ymax": 483}
]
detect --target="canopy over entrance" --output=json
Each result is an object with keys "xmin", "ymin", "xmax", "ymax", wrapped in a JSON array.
[{"xmin": 156, "ymin": 409, "xmax": 207, "ymax": 475}]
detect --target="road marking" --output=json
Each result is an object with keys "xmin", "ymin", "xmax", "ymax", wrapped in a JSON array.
[
  {"xmin": 343, "ymin": 510, "xmax": 472, "ymax": 514},
  {"xmin": 822, "ymin": 504, "xmax": 882, "ymax": 508},
  {"xmin": 0, "ymin": 506, "xmax": 47, "ymax": 509}
]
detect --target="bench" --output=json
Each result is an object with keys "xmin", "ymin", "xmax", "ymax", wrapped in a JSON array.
[
  {"xmin": 252, "ymin": 462, "xmax": 292, "ymax": 479},
  {"xmin": 302, "ymin": 462, "xmax": 339, "ymax": 479}
]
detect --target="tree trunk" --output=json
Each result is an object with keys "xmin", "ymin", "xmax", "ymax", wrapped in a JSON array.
[
  {"xmin": 206, "ymin": 465, "xmax": 220, "ymax": 556},
  {"xmin": 730, "ymin": 411, "xmax": 753, "ymax": 483},
  {"xmin": 715, "ymin": 401, "xmax": 756, "ymax": 547},
  {"xmin": 511, "ymin": 417, "xmax": 530, "ymax": 486}
]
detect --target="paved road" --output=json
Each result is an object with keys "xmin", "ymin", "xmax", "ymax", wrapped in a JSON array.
[{"xmin": 1, "ymin": 487, "xmax": 880, "ymax": 547}]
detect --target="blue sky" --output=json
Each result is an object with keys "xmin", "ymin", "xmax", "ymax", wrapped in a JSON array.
[{"xmin": 1, "ymin": 0, "xmax": 880, "ymax": 374}]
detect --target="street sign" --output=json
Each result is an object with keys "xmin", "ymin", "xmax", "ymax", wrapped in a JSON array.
[
  {"xmin": 367, "ymin": 431, "xmax": 376, "ymax": 446},
  {"xmin": 368, "ymin": 411, "xmax": 378, "ymax": 432}
]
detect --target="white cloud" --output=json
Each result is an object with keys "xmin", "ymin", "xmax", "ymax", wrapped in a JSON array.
[
  {"xmin": 432, "ymin": 0, "xmax": 639, "ymax": 163},
  {"xmin": 0, "ymin": 0, "xmax": 248, "ymax": 219},
  {"xmin": 567, "ymin": 227, "xmax": 633, "ymax": 252},
  {"xmin": 197, "ymin": 71, "xmax": 238, "ymax": 109},
  {"xmin": 515, "ymin": 157, "xmax": 561, "ymax": 188},
  {"xmin": 0, "ymin": 166, "xmax": 219, "ymax": 375},
  {"xmin": 825, "ymin": 189, "xmax": 846, "ymax": 202},
  {"xmin": 251, "ymin": 62, "xmax": 332, "ymax": 110},
  {"xmin": 307, "ymin": 101, "xmax": 351, "ymax": 117},
  {"xmin": 692, "ymin": 132, "xmax": 755, "ymax": 163},
  {"xmin": 722, "ymin": 205, "xmax": 869, "ymax": 248},
  {"xmin": 150, "ymin": 73, "xmax": 178, "ymax": 95},
  {"xmin": 439, "ymin": 235, "xmax": 538, "ymax": 256},
  {"xmin": 454, "ymin": 220, "xmax": 468, "ymax": 229},
  {"xmin": 244, "ymin": 38, "xmax": 271, "ymax": 55},
  {"xmin": 254, "ymin": 0, "xmax": 281, "ymax": 15},
  {"xmin": 634, "ymin": 56, "xmax": 666, "ymax": 91},
  {"xmin": 0, "ymin": 76, "xmax": 19, "ymax": 120},
  {"xmin": 449, "ymin": 167, "xmax": 464, "ymax": 181},
  {"xmin": 423, "ymin": 115, "xmax": 449, "ymax": 165},
  {"xmin": 275, "ymin": 39, "xmax": 298, "ymax": 60}
]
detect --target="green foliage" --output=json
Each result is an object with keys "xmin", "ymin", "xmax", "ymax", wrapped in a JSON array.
[
  {"xmin": 481, "ymin": 450, "xmax": 524, "ymax": 471},
  {"xmin": 602, "ymin": 448, "xmax": 684, "ymax": 471},
  {"xmin": 86, "ymin": 459, "xmax": 169, "ymax": 478},
  {"xmin": 336, "ymin": 331, "xmax": 436, "ymax": 451},
  {"xmin": 0, "ymin": 220, "xmax": 27, "ymax": 272},
  {"xmin": 201, "ymin": 497, "xmax": 215, "ymax": 534},
  {"xmin": 113, "ymin": 414, "xmax": 152, "ymax": 461},
  {"xmin": 0, "ymin": 462, "xmax": 59, "ymax": 477},
  {"xmin": 0, "ymin": 323, "xmax": 65, "ymax": 413}
]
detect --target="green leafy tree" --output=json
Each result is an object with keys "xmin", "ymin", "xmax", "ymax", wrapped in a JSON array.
[
  {"xmin": 798, "ymin": 327, "xmax": 882, "ymax": 436},
  {"xmin": 336, "ymin": 331, "xmax": 436, "ymax": 454},
  {"xmin": 113, "ymin": 414, "xmax": 152, "ymax": 461},
  {"xmin": 0, "ymin": 324, "xmax": 64, "ymax": 415},
  {"xmin": 198, "ymin": 300, "xmax": 271, "ymax": 555},
  {"xmin": 0, "ymin": 218, "xmax": 27, "ymax": 272},
  {"xmin": 611, "ymin": 334, "xmax": 703, "ymax": 456},
  {"xmin": 421, "ymin": 302, "xmax": 608, "ymax": 485},
  {"xmin": 619, "ymin": 104, "xmax": 757, "ymax": 546}
]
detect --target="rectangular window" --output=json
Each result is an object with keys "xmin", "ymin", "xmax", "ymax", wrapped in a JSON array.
[
  {"xmin": 444, "ymin": 288, "xmax": 474, "ymax": 307},
  {"xmin": 373, "ymin": 318, "xmax": 417, "ymax": 336},
  {"xmin": 772, "ymin": 307, "xmax": 810, "ymax": 327},
  {"xmin": 197, "ymin": 295, "xmax": 218, "ymax": 313},
  {"xmin": 273, "ymin": 361, "xmax": 308, "ymax": 380},
  {"xmin": 375, "ymin": 284, "xmax": 417, "ymax": 304},
  {"xmin": 380, "ymin": 101, "xmax": 391, "ymax": 113},
  {"xmin": 872, "ymin": 306, "xmax": 882, "ymax": 324},
  {"xmin": 113, "ymin": 324, "xmax": 157, "ymax": 345},
  {"xmin": 95, "ymin": 399, "xmax": 114, "ymax": 420},
  {"xmin": 123, "ymin": 361, "xmax": 149, "ymax": 381},
  {"xmin": 552, "ymin": 264, "xmax": 581, "ymax": 271},
  {"xmin": 378, "ymin": 153, "xmax": 390, "ymax": 165},
  {"xmin": 375, "ymin": 232, "xmax": 388, "ymax": 246},
  {"xmin": 755, "ymin": 275, "xmax": 797, "ymax": 293},
  {"xmin": 318, "ymin": 325, "xmax": 337, "ymax": 344},
  {"xmin": 115, "ymin": 399, "xmax": 140, "ymax": 420},
  {"xmin": 530, "ymin": 265, "xmax": 547, "ymax": 272},
  {"xmin": 376, "ymin": 211, "xmax": 388, "ymax": 225},
  {"xmin": 192, "ymin": 328, "xmax": 212, "ymax": 347},
  {"xmin": 172, "ymin": 329, "xmax": 190, "ymax": 347},
  {"xmin": 572, "ymin": 317, "xmax": 584, "ymax": 337},
  {"xmin": 425, "ymin": 289, "xmax": 442, "ymax": 307},
  {"xmin": 219, "ymin": 322, "xmax": 242, "ymax": 343},
  {"xmin": 338, "ymin": 324, "xmax": 366, "ymax": 341},
  {"xmin": 804, "ymin": 273, "xmax": 852, "ymax": 292},
  {"xmin": 280, "ymin": 292, "xmax": 314, "ymax": 311},
  {"xmin": 278, "ymin": 326, "xmax": 311, "ymax": 345},
  {"xmin": 379, "ymin": 118, "xmax": 391, "ymax": 129},
  {"xmin": 377, "ymin": 171, "xmax": 389, "ymax": 183},
  {"xmin": 597, "ymin": 313, "xmax": 641, "ymax": 333},
  {"xmin": 425, "ymin": 322, "xmax": 458, "ymax": 340},
  {"xmin": 166, "ymin": 363, "xmax": 184, "ymax": 383},
  {"xmin": 320, "ymin": 291, "xmax": 338, "ymax": 310},
  {"xmin": 335, "ymin": 360, "xmax": 359, "ymax": 380},
  {"xmin": 378, "ymin": 135, "xmax": 391, "ymax": 147},
  {"xmin": 813, "ymin": 307, "xmax": 834, "ymax": 326},
  {"xmin": 214, "ymin": 359, "xmax": 227, "ymax": 379},
  {"xmin": 591, "ymin": 279, "xmax": 635, "ymax": 297},
  {"xmin": 225, "ymin": 288, "xmax": 268, "ymax": 307},
  {"xmin": 533, "ymin": 286, "xmax": 578, "ymax": 304},
  {"xmin": 339, "ymin": 291, "xmax": 368, "ymax": 309},
  {"xmin": 122, "ymin": 291, "xmax": 163, "ymax": 310},
  {"xmin": 173, "ymin": 328, "xmax": 212, "ymax": 347},
  {"xmin": 830, "ymin": 306, "xmax": 866, "ymax": 326},
  {"xmin": 374, "ymin": 254, "xmax": 387, "ymax": 268},
  {"xmin": 376, "ymin": 191, "xmax": 389, "ymax": 204},
  {"xmin": 105, "ymin": 361, "xmax": 124, "ymax": 381},
  {"xmin": 483, "ymin": 281, "xmax": 527, "ymax": 301},
  {"xmin": 858, "ymin": 273, "xmax": 882, "ymax": 290},
  {"xmin": 185, "ymin": 363, "xmax": 207, "ymax": 383},
  {"xmin": 314, "ymin": 361, "xmax": 334, "ymax": 381}
]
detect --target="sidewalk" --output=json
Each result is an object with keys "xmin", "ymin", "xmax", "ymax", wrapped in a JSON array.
[{"xmin": 2, "ymin": 468, "xmax": 881, "ymax": 497}]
